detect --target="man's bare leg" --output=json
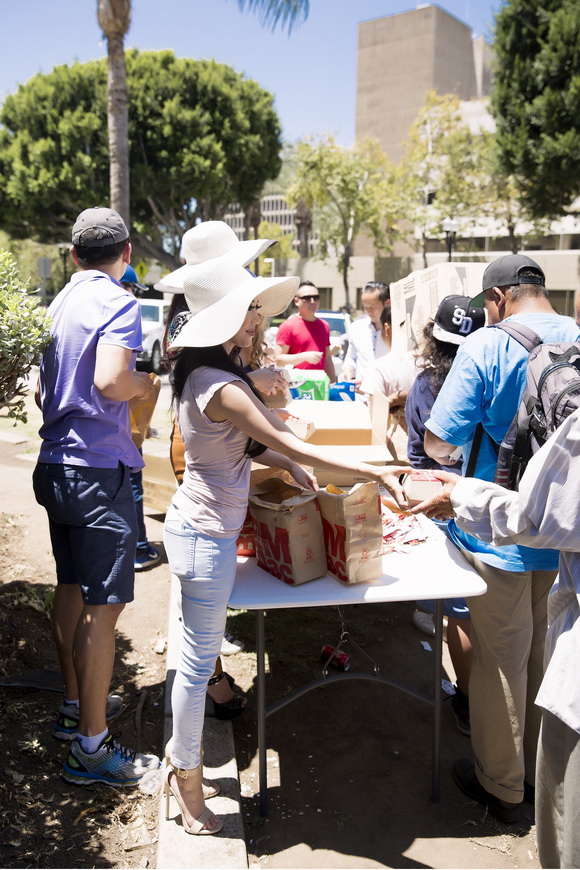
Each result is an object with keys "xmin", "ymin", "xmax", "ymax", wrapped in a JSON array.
[
  {"xmin": 51, "ymin": 584, "xmax": 84, "ymax": 700},
  {"xmin": 73, "ymin": 603, "xmax": 125, "ymax": 736}
]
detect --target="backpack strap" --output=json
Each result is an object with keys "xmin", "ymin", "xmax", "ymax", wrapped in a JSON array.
[
  {"xmin": 465, "ymin": 422, "xmax": 499, "ymax": 478},
  {"xmin": 492, "ymin": 322, "xmax": 542, "ymax": 352}
]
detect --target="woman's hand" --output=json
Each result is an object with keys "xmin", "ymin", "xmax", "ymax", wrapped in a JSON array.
[
  {"xmin": 288, "ymin": 463, "xmax": 319, "ymax": 492},
  {"xmin": 248, "ymin": 367, "xmax": 289, "ymax": 398},
  {"xmin": 376, "ymin": 466, "xmax": 410, "ymax": 509},
  {"xmin": 410, "ymin": 470, "xmax": 459, "ymax": 520}
]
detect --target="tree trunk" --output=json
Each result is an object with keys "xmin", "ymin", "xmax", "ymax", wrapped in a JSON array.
[
  {"xmin": 105, "ymin": 32, "xmax": 130, "ymax": 226},
  {"xmin": 97, "ymin": 0, "xmax": 131, "ymax": 228},
  {"xmin": 293, "ymin": 199, "xmax": 312, "ymax": 258},
  {"xmin": 507, "ymin": 222, "xmax": 518, "ymax": 254},
  {"xmin": 342, "ymin": 242, "xmax": 352, "ymax": 313}
]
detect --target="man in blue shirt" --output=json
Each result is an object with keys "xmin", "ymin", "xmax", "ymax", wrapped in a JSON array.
[
  {"xmin": 34, "ymin": 208, "xmax": 159, "ymax": 786},
  {"xmin": 425, "ymin": 254, "xmax": 579, "ymax": 823}
]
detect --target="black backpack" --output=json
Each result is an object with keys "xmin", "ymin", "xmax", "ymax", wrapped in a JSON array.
[{"xmin": 491, "ymin": 322, "xmax": 580, "ymax": 490}]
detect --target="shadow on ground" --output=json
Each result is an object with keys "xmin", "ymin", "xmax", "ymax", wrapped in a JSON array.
[
  {"xmin": 0, "ymin": 578, "xmax": 166, "ymax": 869},
  {"xmin": 226, "ymin": 601, "xmax": 536, "ymax": 870}
]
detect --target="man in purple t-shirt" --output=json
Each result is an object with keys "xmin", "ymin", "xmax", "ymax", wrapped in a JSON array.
[
  {"xmin": 274, "ymin": 280, "xmax": 335, "ymax": 382},
  {"xmin": 33, "ymin": 208, "xmax": 159, "ymax": 786}
]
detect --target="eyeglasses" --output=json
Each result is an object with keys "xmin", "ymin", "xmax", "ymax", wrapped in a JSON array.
[{"xmin": 299, "ymin": 294, "xmax": 319, "ymax": 302}]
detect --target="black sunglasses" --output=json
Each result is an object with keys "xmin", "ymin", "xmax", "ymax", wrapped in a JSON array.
[{"xmin": 299, "ymin": 294, "xmax": 319, "ymax": 302}]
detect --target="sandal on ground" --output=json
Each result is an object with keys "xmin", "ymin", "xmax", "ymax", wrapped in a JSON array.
[
  {"xmin": 162, "ymin": 765, "xmax": 223, "ymax": 835},
  {"xmin": 207, "ymin": 672, "xmax": 247, "ymax": 720},
  {"xmin": 164, "ymin": 738, "xmax": 220, "ymax": 799}
]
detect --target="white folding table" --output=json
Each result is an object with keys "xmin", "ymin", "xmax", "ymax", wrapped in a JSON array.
[{"xmin": 228, "ymin": 522, "xmax": 486, "ymax": 815}]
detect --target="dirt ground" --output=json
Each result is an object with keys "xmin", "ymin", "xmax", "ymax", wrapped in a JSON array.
[{"xmin": 0, "ymin": 381, "xmax": 541, "ymax": 870}]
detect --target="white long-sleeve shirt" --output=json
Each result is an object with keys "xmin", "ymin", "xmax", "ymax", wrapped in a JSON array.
[
  {"xmin": 342, "ymin": 316, "xmax": 389, "ymax": 381},
  {"xmin": 450, "ymin": 407, "xmax": 580, "ymax": 733}
]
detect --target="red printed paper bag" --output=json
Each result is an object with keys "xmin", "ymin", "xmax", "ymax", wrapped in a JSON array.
[
  {"xmin": 316, "ymin": 482, "xmax": 383, "ymax": 584},
  {"xmin": 248, "ymin": 478, "xmax": 327, "ymax": 585}
]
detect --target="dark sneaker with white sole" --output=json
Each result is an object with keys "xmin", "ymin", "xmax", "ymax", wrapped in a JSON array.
[
  {"xmin": 452, "ymin": 758, "xmax": 523, "ymax": 824},
  {"xmin": 134, "ymin": 545, "xmax": 161, "ymax": 571},
  {"xmin": 53, "ymin": 695, "xmax": 123, "ymax": 741},
  {"xmin": 62, "ymin": 734, "xmax": 160, "ymax": 787},
  {"xmin": 450, "ymin": 684, "xmax": 471, "ymax": 736}
]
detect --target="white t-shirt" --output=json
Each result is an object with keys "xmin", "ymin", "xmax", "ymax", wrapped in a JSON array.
[{"xmin": 360, "ymin": 351, "xmax": 417, "ymax": 398}]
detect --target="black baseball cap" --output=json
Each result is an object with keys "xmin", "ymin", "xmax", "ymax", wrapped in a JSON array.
[
  {"xmin": 72, "ymin": 207, "xmax": 129, "ymax": 247},
  {"xmin": 432, "ymin": 295, "xmax": 486, "ymax": 346},
  {"xmin": 471, "ymin": 254, "xmax": 545, "ymax": 305}
]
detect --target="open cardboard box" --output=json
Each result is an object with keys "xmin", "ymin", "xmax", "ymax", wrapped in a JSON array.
[{"xmin": 286, "ymin": 398, "xmax": 374, "ymax": 446}]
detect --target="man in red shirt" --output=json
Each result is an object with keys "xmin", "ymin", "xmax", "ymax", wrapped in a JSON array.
[{"xmin": 274, "ymin": 281, "xmax": 335, "ymax": 382}]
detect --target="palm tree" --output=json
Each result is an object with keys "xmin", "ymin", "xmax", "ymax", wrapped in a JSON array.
[
  {"xmin": 97, "ymin": 0, "xmax": 131, "ymax": 227},
  {"xmin": 96, "ymin": 0, "xmax": 309, "ymax": 233}
]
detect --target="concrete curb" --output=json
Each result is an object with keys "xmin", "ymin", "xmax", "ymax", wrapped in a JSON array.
[{"xmin": 156, "ymin": 574, "xmax": 248, "ymax": 869}]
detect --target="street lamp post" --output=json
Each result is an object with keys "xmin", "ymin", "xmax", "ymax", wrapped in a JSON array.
[{"xmin": 442, "ymin": 216, "xmax": 459, "ymax": 262}]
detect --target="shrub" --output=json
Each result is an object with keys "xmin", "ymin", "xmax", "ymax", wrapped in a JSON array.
[{"xmin": 0, "ymin": 251, "xmax": 52, "ymax": 423}]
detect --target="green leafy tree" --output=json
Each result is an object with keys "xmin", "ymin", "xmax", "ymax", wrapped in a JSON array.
[
  {"xmin": 286, "ymin": 135, "xmax": 399, "ymax": 310},
  {"xmin": 492, "ymin": 0, "xmax": 580, "ymax": 218},
  {"xmin": 398, "ymin": 93, "xmax": 476, "ymax": 266},
  {"xmin": 256, "ymin": 219, "xmax": 296, "ymax": 275},
  {"xmin": 0, "ymin": 251, "xmax": 52, "ymax": 423},
  {"xmin": 0, "ymin": 52, "xmax": 282, "ymax": 267},
  {"xmin": 399, "ymin": 91, "xmax": 545, "ymax": 260}
]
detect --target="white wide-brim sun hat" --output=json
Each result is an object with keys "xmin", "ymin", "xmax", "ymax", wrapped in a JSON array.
[
  {"xmin": 155, "ymin": 221, "xmax": 277, "ymax": 294},
  {"xmin": 168, "ymin": 253, "xmax": 299, "ymax": 349}
]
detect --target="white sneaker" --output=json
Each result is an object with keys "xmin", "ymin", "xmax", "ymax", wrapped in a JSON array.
[
  {"xmin": 220, "ymin": 632, "xmax": 244, "ymax": 656},
  {"xmin": 412, "ymin": 609, "xmax": 435, "ymax": 636},
  {"xmin": 412, "ymin": 610, "xmax": 448, "ymax": 638}
]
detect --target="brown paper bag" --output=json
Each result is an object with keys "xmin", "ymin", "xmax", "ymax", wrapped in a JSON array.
[
  {"xmin": 316, "ymin": 482, "xmax": 383, "ymax": 584},
  {"xmin": 248, "ymin": 478, "xmax": 327, "ymax": 585},
  {"xmin": 129, "ymin": 373, "xmax": 161, "ymax": 449}
]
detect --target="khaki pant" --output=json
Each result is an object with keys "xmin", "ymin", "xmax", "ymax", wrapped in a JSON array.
[
  {"xmin": 462, "ymin": 551, "xmax": 555, "ymax": 803},
  {"xmin": 537, "ymin": 710, "xmax": 580, "ymax": 869}
]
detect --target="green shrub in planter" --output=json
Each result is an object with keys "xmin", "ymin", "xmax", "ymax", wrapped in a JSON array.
[{"xmin": 0, "ymin": 251, "xmax": 52, "ymax": 423}]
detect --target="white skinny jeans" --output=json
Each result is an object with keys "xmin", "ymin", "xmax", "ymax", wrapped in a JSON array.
[{"xmin": 164, "ymin": 504, "xmax": 238, "ymax": 770}]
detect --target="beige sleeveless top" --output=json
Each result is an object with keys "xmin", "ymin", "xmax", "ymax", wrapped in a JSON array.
[{"xmin": 172, "ymin": 367, "xmax": 252, "ymax": 537}]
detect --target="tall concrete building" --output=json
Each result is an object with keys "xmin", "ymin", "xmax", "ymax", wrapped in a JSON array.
[{"xmin": 355, "ymin": 4, "xmax": 492, "ymax": 164}]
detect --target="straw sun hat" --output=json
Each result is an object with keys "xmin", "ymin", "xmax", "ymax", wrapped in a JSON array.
[
  {"xmin": 168, "ymin": 252, "xmax": 299, "ymax": 349},
  {"xmin": 155, "ymin": 221, "xmax": 277, "ymax": 294}
]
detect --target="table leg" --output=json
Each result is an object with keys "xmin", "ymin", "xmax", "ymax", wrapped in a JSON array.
[
  {"xmin": 256, "ymin": 610, "xmax": 268, "ymax": 816},
  {"xmin": 431, "ymin": 597, "xmax": 443, "ymax": 803}
]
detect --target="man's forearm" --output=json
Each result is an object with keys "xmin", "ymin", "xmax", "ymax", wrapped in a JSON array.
[
  {"xmin": 424, "ymin": 428, "xmax": 460, "ymax": 466},
  {"xmin": 97, "ymin": 369, "xmax": 147, "ymax": 402}
]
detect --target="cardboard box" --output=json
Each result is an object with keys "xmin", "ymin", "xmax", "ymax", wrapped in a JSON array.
[
  {"xmin": 309, "ymin": 445, "xmax": 391, "ymax": 487},
  {"xmin": 141, "ymin": 451, "xmax": 176, "ymax": 514},
  {"xmin": 390, "ymin": 262, "xmax": 486, "ymax": 355},
  {"xmin": 286, "ymin": 399, "xmax": 373, "ymax": 446}
]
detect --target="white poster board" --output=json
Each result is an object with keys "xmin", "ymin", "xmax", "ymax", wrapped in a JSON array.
[{"xmin": 390, "ymin": 262, "xmax": 486, "ymax": 355}]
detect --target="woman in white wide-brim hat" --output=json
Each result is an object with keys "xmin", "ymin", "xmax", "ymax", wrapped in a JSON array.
[{"xmin": 162, "ymin": 254, "xmax": 408, "ymax": 836}]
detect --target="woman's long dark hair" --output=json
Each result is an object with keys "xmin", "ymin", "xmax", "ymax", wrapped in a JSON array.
[
  {"xmin": 170, "ymin": 344, "xmax": 268, "ymax": 458},
  {"xmin": 416, "ymin": 320, "xmax": 459, "ymax": 394}
]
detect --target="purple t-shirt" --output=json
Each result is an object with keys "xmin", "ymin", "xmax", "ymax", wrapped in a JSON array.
[{"xmin": 38, "ymin": 270, "xmax": 144, "ymax": 469}]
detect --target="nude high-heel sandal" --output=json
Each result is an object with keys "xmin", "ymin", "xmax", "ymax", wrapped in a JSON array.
[
  {"xmin": 162, "ymin": 765, "xmax": 223, "ymax": 835},
  {"xmin": 164, "ymin": 737, "xmax": 220, "ymax": 799}
]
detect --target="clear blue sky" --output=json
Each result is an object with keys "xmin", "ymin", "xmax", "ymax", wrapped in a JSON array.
[{"xmin": 1, "ymin": 1, "xmax": 501, "ymax": 145}]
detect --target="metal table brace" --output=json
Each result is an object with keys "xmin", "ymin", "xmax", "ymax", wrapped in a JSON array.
[{"xmin": 255, "ymin": 598, "xmax": 444, "ymax": 816}]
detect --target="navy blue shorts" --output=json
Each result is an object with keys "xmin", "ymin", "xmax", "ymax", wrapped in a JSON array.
[{"xmin": 33, "ymin": 462, "xmax": 137, "ymax": 605}]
